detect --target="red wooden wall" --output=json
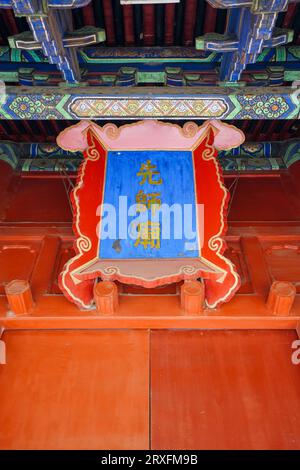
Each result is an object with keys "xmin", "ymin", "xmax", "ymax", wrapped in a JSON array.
[
  {"xmin": 0, "ymin": 163, "xmax": 299, "ymax": 318},
  {"xmin": 0, "ymin": 162, "xmax": 300, "ymax": 449}
]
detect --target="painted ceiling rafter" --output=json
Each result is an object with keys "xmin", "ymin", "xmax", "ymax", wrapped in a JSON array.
[
  {"xmin": 0, "ymin": 0, "xmax": 105, "ymax": 82},
  {"xmin": 0, "ymin": 1, "xmax": 299, "ymax": 85},
  {"xmin": 196, "ymin": 0, "xmax": 298, "ymax": 81},
  {"xmin": 8, "ymin": 26, "xmax": 106, "ymax": 50}
]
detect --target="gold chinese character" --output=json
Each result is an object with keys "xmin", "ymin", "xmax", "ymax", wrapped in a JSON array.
[
  {"xmin": 135, "ymin": 190, "xmax": 147, "ymax": 213},
  {"xmin": 137, "ymin": 160, "xmax": 163, "ymax": 185},
  {"xmin": 134, "ymin": 221, "xmax": 161, "ymax": 249},
  {"xmin": 147, "ymin": 192, "xmax": 161, "ymax": 216},
  {"xmin": 136, "ymin": 190, "xmax": 161, "ymax": 215}
]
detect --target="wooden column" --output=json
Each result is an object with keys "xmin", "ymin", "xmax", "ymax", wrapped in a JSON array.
[
  {"xmin": 181, "ymin": 280, "xmax": 204, "ymax": 315},
  {"xmin": 94, "ymin": 281, "xmax": 119, "ymax": 316}
]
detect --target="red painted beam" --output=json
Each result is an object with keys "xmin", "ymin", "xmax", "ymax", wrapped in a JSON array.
[
  {"xmin": 183, "ymin": 0, "xmax": 197, "ymax": 46},
  {"xmin": 82, "ymin": 3, "xmax": 95, "ymax": 26},
  {"xmin": 102, "ymin": 0, "xmax": 116, "ymax": 46},
  {"xmin": 143, "ymin": 4, "xmax": 155, "ymax": 46},
  {"xmin": 203, "ymin": 3, "xmax": 217, "ymax": 34},
  {"xmin": 164, "ymin": 3, "xmax": 175, "ymax": 46},
  {"xmin": 123, "ymin": 5, "xmax": 135, "ymax": 46}
]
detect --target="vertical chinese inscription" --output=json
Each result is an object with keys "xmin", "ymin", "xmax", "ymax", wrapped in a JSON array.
[{"xmin": 134, "ymin": 159, "xmax": 163, "ymax": 250}]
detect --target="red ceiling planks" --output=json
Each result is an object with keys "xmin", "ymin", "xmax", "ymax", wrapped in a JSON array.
[
  {"xmin": 151, "ymin": 329, "xmax": 300, "ymax": 450},
  {"xmin": 0, "ymin": 329, "xmax": 149, "ymax": 449}
]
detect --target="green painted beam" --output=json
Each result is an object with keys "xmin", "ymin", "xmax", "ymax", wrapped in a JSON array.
[
  {"xmin": 1, "ymin": 139, "xmax": 300, "ymax": 173},
  {"xmin": 0, "ymin": 45, "xmax": 300, "ymax": 65}
]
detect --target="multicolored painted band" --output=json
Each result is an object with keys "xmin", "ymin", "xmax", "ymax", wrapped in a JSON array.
[{"xmin": 0, "ymin": 86, "xmax": 299, "ymax": 120}]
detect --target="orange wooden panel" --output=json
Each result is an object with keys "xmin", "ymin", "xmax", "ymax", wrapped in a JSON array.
[
  {"xmin": 0, "ymin": 330, "xmax": 149, "ymax": 449},
  {"xmin": 0, "ymin": 241, "xmax": 40, "ymax": 295},
  {"xmin": 118, "ymin": 282, "xmax": 179, "ymax": 295},
  {"xmin": 151, "ymin": 330, "xmax": 300, "ymax": 450},
  {"xmin": 262, "ymin": 241, "xmax": 300, "ymax": 293},
  {"xmin": 49, "ymin": 242, "xmax": 75, "ymax": 294},
  {"xmin": 224, "ymin": 240, "xmax": 253, "ymax": 294}
]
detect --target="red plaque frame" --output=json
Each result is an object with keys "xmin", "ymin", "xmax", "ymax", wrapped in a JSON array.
[{"xmin": 57, "ymin": 120, "xmax": 244, "ymax": 309}]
